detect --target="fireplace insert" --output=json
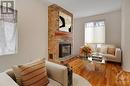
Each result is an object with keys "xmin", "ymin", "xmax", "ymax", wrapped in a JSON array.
[{"xmin": 59, "ymin": 43, "xmax": 71, "ymax": 58}]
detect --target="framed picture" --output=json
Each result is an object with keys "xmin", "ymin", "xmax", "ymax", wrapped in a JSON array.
[{"xmin": 59, "ymin": 12, "xmax": 72, "ymax": 32}]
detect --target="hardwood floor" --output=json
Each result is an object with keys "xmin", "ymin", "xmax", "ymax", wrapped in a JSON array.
[{"xmin": 68, "ymin": 58, "xmax": 130, "ymax": 86}]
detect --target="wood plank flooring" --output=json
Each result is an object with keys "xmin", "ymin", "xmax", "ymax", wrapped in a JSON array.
[{"xmin": 68, "ymin": 58, "xmax": 130, "ymax": 86}]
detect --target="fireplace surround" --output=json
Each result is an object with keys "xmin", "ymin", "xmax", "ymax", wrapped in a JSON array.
[{"xmin": 59, "ymin": 43, "xmax": 71, "ymax": 58}]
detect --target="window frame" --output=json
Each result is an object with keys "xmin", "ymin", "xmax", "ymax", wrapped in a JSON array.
[{"xmin": 84, "ymin": 20, "xmax": 106, "ymax": 44}]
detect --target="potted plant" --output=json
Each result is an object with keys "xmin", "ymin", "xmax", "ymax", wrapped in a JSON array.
[{"xmin": 80, "ymin": 45, "xmax": 92, "ymax": 58}]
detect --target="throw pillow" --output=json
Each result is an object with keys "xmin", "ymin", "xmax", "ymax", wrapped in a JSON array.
[
  {"xmin": 13, "ymin": 58, "xmax": 49, "ymax": 86},
  {"xmin": 107, "ymin": 48, "xmax": 116, "ymax": 55},
  {"xmin": 100, "ymin": 45, "xmax": 108, "ymax": 54}
]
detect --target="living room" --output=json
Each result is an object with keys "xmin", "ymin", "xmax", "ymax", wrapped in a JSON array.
[{"xmin": 0, "ymin": 0, "xmax": 130, "ymax": 86}]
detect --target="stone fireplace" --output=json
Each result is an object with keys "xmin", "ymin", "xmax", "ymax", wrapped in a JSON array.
[{"xmin": 48, "ymin": 4, "xmax": 73, "ymax": 62}]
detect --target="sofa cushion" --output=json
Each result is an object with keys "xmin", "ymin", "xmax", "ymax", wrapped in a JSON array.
[
  {"xmin": 102, "ymin": 54, "xmax": 115, "ymax": 58},
  {"xmin": 13, "ymin": 58, "xmax": 49, "ymax": 86},
  {"xmin": 107, "ymin": 47, "xmax": 116, "ymax": 55}
]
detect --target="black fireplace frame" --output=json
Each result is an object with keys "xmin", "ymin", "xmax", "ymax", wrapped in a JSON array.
[{"xmin": 59, "ymin": 43, "xmax": 71, "ymax": 58}]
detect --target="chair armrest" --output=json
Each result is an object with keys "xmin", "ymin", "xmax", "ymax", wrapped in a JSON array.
[
  {"xmin": 45, "ymin": 61, "xmax": 68, "ymax": 86},
  {"xmin": 115, "ymin": 48, "xmax": 121, "ymax": 58}
]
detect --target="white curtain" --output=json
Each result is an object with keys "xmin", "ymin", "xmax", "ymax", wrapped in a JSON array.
[
  {"xmin": 0, "ymin": 6, "xmax": 17, "ymax": 55},
  {"xmin": 0, "ymin": 20, "xmax": 17, "ymax": 55},
  {"xmin": 85, "ymin": 21, "xmax": 105, "ymax": 44}
]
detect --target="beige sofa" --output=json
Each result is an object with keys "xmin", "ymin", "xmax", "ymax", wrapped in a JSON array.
[
  {"xmin": 5, "ymin": 61, "xmax": 91, "ymax": 86},
  {"xmin": 98, "ymin": 45, "xmax": 122, "ymax": 63}
]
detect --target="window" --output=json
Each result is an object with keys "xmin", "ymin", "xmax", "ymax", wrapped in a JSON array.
[
  {"xmin": 0, "ymin": 6, "xmax": 17, "ymax": 55},
  {"xmin": 85, "ymin": 21, "xmax": 105, "ymax": 44}
]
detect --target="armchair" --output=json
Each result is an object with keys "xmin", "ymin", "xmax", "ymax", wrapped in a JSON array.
[{"xmin": 5, "ymin": 60, "xmax": 92, "ymax": 86}]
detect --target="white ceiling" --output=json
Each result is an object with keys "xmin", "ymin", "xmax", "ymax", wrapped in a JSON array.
[{"xmin": 46, "ymin": 0, "xmax": 122, "ymax": 18}]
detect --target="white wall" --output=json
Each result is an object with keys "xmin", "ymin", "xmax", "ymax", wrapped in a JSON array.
[
  {"xmin": 0, "ymin": 0, "xmax": 48, "ymax": 72},
  {"xmin": 122, "ymin": 0, "xmax": 130, "ymax": 72},
  {"xmin": 73, "ymin": 10, "xmax": 121, "ymax": 55}
]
